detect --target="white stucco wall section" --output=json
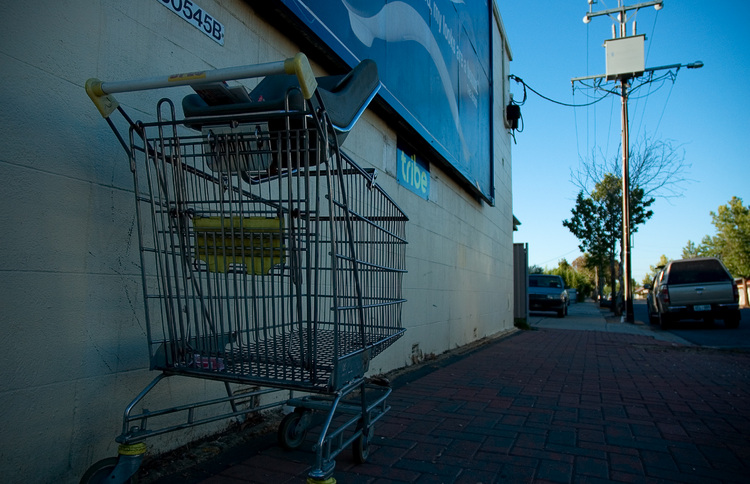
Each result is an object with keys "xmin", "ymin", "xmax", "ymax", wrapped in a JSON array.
[{"xmin": 0, "ymin": 1, "xmax": 514, "ymax": 481}]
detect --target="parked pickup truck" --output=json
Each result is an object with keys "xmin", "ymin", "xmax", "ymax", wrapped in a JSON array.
[
  {"xmin": 645, "ymin": 257, "xmax": 741, "ymax": 329},
  {"xmin": 529, "ymin": 274, "xmax": 569, "ymax": 318}
]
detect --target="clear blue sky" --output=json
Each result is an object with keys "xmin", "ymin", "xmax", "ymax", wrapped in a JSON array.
[{"xmin": 500, "ymin": 0, "xmax": 750, "ymax": 282}]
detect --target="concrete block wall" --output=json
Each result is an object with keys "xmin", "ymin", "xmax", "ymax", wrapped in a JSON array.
[{"xmin": 0, "ymin": 1, "xmax": 514, "ymax": 481}]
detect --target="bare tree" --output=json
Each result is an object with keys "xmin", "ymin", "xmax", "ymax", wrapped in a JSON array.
[{"xmin": 571, "ymin": 135, "xmax": 692, "ymax": 199}]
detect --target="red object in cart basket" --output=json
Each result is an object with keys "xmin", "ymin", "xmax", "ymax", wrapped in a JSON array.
[{"xmin": 192, "ymin": 354, "xmax": 225, "ymax": 371}]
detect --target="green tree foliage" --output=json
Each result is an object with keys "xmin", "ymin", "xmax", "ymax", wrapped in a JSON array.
[
  {"xmin": 529, "ymin": 264, "xmax": 545, "ymax": 275},
  {"xmin": 708, "ymin": 197, "xmax": 749, "ymax": 277},
  {"xmin": 547, "ymin": 259, "xmax": 594, "ymax": 301},
  {"xmin": 563, "ymin": 173, "xmax": 654, "ymax": 301},
  {"xmin": 641, "ymin": 254, "xmax": 670, "ymax": 286},
  {"xmin": 571, "ymin": 255, "xmax": 597, "ymax": 286},
  {"xmin": 683, "ymin": 197, "xmax": 750, "ymax": 277},
  {"xmin": 681, "ymin": 240, "xmax": 707, "ymax": 259}
]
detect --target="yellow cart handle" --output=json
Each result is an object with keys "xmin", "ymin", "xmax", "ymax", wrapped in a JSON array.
[{"xmin": 86, "ymin": 53, "xmax": 318, "ymax": 117}]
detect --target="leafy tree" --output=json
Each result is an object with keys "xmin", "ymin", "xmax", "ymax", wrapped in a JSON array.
[
  {"xmin": 709, "ymin": 197, "xmax": 750, "ymax": 277},
  {"xmin": 563, "ymin": 182, "xmax": 617, "ymax": 302},
  {"xmin": 563, "ymin": 173, "xmax": 654, "ymax": 309},
  {"xmin": 572, "ymin": 254, "xmax": 599, "ymax": 296},
  {"xmin": 681, "ymin": 240, "xmax": 705, "ymax": 259},
  {"xmin": 548, "ymin": 259, "xmax": 594, "ymax": 301},
  {"xmin": 641, "ymin": 254, "xmax": 670, "ymax": 286},
  {"xmin": 685, "ymin": 197, "xmax": 750, "ymax": 277},
  {"xmin": 529, "ymin": 265, "xmax": 545, "ymax": 275}
]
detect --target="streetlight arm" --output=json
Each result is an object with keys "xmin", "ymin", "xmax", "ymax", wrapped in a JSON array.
[
  {"xmin": 572, "ymin": 61, "xmax": 704, "ymax": 84},
  {"xmin": 584, "ymin": 0, "xmax": 664, "ymax": 23}
]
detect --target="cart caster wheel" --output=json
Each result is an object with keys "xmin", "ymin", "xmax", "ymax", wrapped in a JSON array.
[
  {"xmin": 278, "ymin": 410, "xmax": 309, "ymax": 450},
  {"xmin": 80, "ymin": 457, "xmax": 138, "ymax": 484},
  {"xmin": 352, "ymin": 424, "xmax": 374, "ymax": 464}
]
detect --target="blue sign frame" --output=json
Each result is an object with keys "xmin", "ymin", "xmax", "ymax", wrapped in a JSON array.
[{"xmin": 277, "ymin": 0, "xmax": 493, "ymax": 203}]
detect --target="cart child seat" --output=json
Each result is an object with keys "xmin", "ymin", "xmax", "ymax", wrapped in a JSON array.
[
  {"xmin": 182, "ymin": 58, "xmax": 379, "ymax": 140},
  {"xmin": 182, "ymin": 59, "xmax": 379, "ymax": 176}
]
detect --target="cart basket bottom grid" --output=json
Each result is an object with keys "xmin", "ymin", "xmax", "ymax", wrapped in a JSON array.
[{"xmin": 154, "ymin": 326, "xmax": 404, "ymax": 391}]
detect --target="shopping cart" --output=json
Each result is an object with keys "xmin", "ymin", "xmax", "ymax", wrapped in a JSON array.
[{"xmin": 83, "ymin": 53, "xmax": 407, "ymax": 483}]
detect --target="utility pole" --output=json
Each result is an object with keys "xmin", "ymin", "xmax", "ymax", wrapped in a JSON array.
[
  {"xmin": 572, "ymin": 0, "xmax": 702, "ymax": 323},
  {"xmin": 620, "ymin": 77, "xmax": 631, "ymax": 322}
]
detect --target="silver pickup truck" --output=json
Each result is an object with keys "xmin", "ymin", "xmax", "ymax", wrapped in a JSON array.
[{"xmin": 646, "ymin": 257, "xmax": 741, "ymax": 329}]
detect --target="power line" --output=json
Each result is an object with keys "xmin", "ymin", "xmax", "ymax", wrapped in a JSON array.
[
  {"xmin": 633, "ymin": 8, "xmax": 660, "ymax": 140},
  {"xmin": 574, "ymin": 90, "xmax": 582, "ymax": 157},
  {"xmin": 537, "ymin": 248, "xmax": 582, "ymax": 266},
  {"xmin": 509, "ymin": 75, "xmax": 611, "ymax": 107},
  {"xmin": 652, "ymin": 78, "xmax": 676, "ymax": 136}
]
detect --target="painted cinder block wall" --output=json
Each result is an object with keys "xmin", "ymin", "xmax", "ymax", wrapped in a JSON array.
[{"xmin": 0, "ymin": 1, "xmax": 514, "ymax": 481}]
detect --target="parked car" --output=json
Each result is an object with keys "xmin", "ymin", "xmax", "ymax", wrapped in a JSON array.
[
  {"xmin": 644, "ymin": 257, "xmax": 741, "ymax": 329},
  {"xmin": 529, "ymin": 274, "xmax": 569, "ymax": 318}
]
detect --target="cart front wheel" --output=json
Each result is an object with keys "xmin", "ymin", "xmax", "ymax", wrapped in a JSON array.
[
  {"xmin": 80, "ymin": 457, "xmax": 138, "ymax": 484},
  {"xmin": 278, "ymin": 410, "xmax": 309, "ymax": 450},
  {"xmin": 352, "ymin": 424, "xmax": 374, "ymax": 464}
]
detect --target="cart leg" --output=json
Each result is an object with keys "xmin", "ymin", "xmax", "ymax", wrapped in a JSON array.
[
  {"xmin": 308, "ymin": 391, "xmax": 344, "ymax": 483},
  {"xmin": 286, "ymin": 379, "xmax": 391, "ymax": 482},
  {"xmin": 224, "ymin": 381, "xmax": 245, "ymax": 424}
]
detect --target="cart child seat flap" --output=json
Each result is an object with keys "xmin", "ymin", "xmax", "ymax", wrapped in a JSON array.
[
  {"xmin": 316, "ymin": 59, "xmax": 380, "ymax": 136},
  {"xmin": 181, "ymin": 59, "xmax": 380, "ymax": 138}
]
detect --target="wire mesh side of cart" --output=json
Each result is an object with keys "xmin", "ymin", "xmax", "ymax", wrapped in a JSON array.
[{"xmin": 129, "ymin": 100, "xmax": 407, "ymax": 392}]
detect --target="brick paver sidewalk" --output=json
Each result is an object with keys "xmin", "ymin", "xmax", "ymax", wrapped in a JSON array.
[{"xmin": 155, "ymin": 327, "xmax": 750, "ymax": 483}]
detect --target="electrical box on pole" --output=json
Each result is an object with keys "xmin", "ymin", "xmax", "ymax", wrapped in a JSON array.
[{"xmin": 605, "ymin": 34, "xmax": 645, "ymax": 81}]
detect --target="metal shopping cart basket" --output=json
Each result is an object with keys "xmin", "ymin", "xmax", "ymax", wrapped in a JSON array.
[{"xmin": 83, "ymin": 53, "xmax": 407, "ymax": 484}]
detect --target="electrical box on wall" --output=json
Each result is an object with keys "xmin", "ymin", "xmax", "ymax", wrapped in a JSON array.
[{"xmin": 605, "ymin": 35, "xmax": 645, "ymax": 80}]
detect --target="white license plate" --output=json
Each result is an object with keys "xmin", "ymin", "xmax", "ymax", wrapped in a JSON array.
[{"xmin": 694, "ymin": 304, "xmax": 711, "ymax": 312}]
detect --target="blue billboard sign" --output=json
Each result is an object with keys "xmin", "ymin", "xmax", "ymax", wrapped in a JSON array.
[{"xmin": 277, "ymin": 0, "xmax": 493, "ymax": 203}]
